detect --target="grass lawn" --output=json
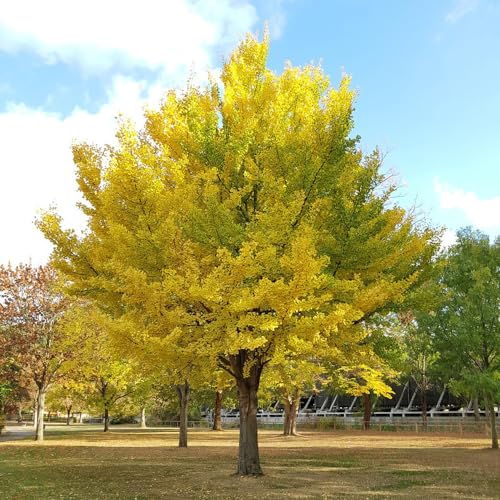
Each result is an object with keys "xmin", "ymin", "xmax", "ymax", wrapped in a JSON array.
[{"xmin": 1, "ymin": 426, "xmax": 499, "ymax": 499}]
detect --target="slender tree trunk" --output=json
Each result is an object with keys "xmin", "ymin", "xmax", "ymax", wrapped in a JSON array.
[
  {"xmin": 212, "ymin": 390, "xmax": 223, "ymax": 431},
  {"xmin": 283, "ymin": 395, "xmax": 300, "ymax": 436},
  {"xmin": 32, "ymin": 398, "xmax": 38, "ymax": 428},
  {"xmin": 140, "ymin": 407, "xmax": 147, "ymax": 428},
  {"xmin": 283, "ymin": 398, "xmax": 291, "ymax": 435},
  {"xmin": 485, "ymin": 395, "xmax": 499, "ymax": 449},
  {"xmin": 473, "ymin": 396, "xmax": 480, "ymax": 422},
  {"xmin": 78, "ymin": 412, "xmax": 83, "ymax": 424},
  {"xmin": 66, "ymin": 405, "xmax": 72, "ymax": 426},
  {"xmin": 17, "ymin": 407, "xmax": 23, "ymax": 423},
  {"xmin": 363, "ymin": 393, "xmax": 372, "ymax": 430},
  {"xmin": 176, "ymin": 381, "xmax": 190, "ymax": 448},
  {"xmin": 290, "ymin": 398, "xmax": 299, "ymax": 435},
  {"xmin": 103, "ymin": 407, "xmax": 110, "ymax": 432},
  {"xmin": 420, "ymin": 389, "xmax": 428, "ymax": 430},
  {"xmin": 35, "ymin": 390, "xmax": 46, "ymax": 441}
]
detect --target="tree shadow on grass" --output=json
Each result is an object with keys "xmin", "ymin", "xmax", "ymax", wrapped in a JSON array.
[{"xmin": 1, "ymin": 436, "xmax": 499, "ymax": 499}]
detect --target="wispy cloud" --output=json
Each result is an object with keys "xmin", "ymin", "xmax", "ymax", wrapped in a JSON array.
[
  {"xmin": 434, "ymin": 179, "xmax": 500, "ymax": 232},
  {"xmin": 257, "ymin": 0, "xmax": 288, "ymax": 39},
  {"xmin": 445, "ymin": 0, "xmax": 479, "ymax": 23}
]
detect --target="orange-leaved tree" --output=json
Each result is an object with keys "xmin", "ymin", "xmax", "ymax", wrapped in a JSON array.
[{"xmin": 0, "ymin": 264, "xmax": 85, "ymax": 441}]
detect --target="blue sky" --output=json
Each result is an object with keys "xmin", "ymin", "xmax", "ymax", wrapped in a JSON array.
[{"xmin": 0, "ymin": 0, "xmax": 499, "ymax": 264}]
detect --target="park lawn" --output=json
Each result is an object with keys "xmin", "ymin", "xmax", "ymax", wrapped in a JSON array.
[{"xmin": 0, "ymin": 428, "xmax": 499, "ymax": 499}]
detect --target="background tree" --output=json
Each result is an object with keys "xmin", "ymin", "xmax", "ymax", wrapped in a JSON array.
[
  {"xmin": 210, "ymin": 370, "xmax": 235, "ymax": 431},
  {"xmin": 0, "ymin": 351, "xmax": 33, "ymax": 423},
  {"xmin": 0, "ymin": 265, "xmax": 83, "ymax": 441},
  {"xmin": 401, "ymin": 315, "xmax": 441, "ymax": 430},
  {"xmin": 66, "ymin": 306, "xmax": 137, "ymax": 432},
  {"xmin": 46, "ymin": 379, "xmax": 88, "ymax": 425},
  {"xmin": 419, "ymin": 228, "xmax": 500, "ymax": 448},
  {"xmin": 270, "ymin": 358, "xmax": 326, "ymax": 437}
]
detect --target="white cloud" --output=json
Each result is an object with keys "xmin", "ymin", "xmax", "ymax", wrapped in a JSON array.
[
  {"xmin": 445, "ymin": 0, "xmax": 479, "ymax": 23},
  {"xmin": 434, "ymin": 179, "xmax": 500, "ymax": 232},
  {"xmin": 0, "ymin": 76, "xmax": 159, "ymax": 266},
  {"xmin": 440, "ymin": 229, "xmax": 458, "ymax": 249},
  {"xmin": 0, "ymin": 0, "xmax": 258, "ymax": 74},
  {"xmin": 0, "ymin": 1, "xmax": 290, "ymax": 265}
]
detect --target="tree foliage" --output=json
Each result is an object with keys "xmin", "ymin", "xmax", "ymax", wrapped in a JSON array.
[
  {"xmin": 0, "ymin": 264, "xmax": 83, "ymax": 440},
  {"xmin": 419, "ymin": 228, "xmax": 500, "ymax": 448},
  {"xmin": 39, "ymin": 33, "xmax": 439, "ymax": 472}
]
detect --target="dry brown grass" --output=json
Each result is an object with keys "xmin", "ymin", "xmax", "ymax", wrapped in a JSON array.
[{"xmin": 1, "ymin": 427, "xmax": 499, "ymax": 499}]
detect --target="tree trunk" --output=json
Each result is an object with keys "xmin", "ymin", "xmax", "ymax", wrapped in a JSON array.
[
  {"xmin": 17, "ymin": 407, "xmax": 23, "ymax": 423},
  {"xmin": 363, "ymin": 393, "xmax": 372, "ymax": 430},
  {"xmin": 140, "ymin": 407, "xmax": 147, "ymax": 428},
  {"xmin": 283, "ymin": 398, "xmax": 291, "ymax": 435},
  {"xmin": 212, "ymin": 390, "xmax": 223, "ymax": 431},
  {"xmin": 221, "ymin": 350, "xmax": 265, "ymax": 475},
  {"xmin": 283, "ymin": 395, "xmax": 299, "ymax": 436},
  {"xmin": 35, "ymin": 390, "xmax": 46, "ymax": 441},
  {"xmin": 103, "ymin": 407, "xmax": 110, "ymax": 432},
  {"xmin": 290, "ymin": 398, "xmax": 299, "ymax": 435},
  {"xmin": 176, "ymin": 381, "xmax": 190, "ymax": 448},
  {"xmin": 33, "ymin": 398, "xmax": 38, "ymax": 428},
  {"xmin": 236, "ymin": 377, "xmax": 262, "ymax": 475},
  {"xmin": 78, "ymin": 412, "xmax": 83, "ymax": 424},
  {"xmin": 485, "ymin": 396, "xmax": 499, "ymax": 449},
  {"xmin": 473, "ymin": 396, "xmax": 480, "ymax": 422},
  {"xmin": 420, "ymin": 389, "xmax": 427, "ymax": 430},
  {"xmin": 66, "ymin": 405, "xmax": 72, "ymax": 426}
]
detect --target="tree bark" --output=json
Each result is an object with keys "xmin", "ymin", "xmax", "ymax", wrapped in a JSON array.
[
  {"xmin": 225, "ymin": 350, "xmax": 264, "ymax": 475},
  {"xmin": 473, "ymin": 396, "xmax": 480, "ymax": 422},
  {"xmin": 212, "ymin": 390, "xmax": 223, "ymax": 431},
  {"xmin": 66, "ymin": 405, "xmax": 72, "ymax": 426},
  {"xmin": 176, "ymin": 381, "xmax": 190, "ymax": 448},
  {"xmin": 32, "ymin": 398, "xmax": 38, "ymax": 428},
  {"xmin": 283, "ymin": 395, "xmax": 299, "ymax": 436},
  {"xmin": 485, "ymin": 395, "xmax": 499, "ymax": 449},
  {"xmin": 220, "ymin": 350, "xmax": 266, "ymax": 475},
  {"xmin": 290, "ymin": 398, "xmax": 299, "ymax": 435},
  {"xmin": 236, "ymin": 377, "xmax": 261, "ymax": 475},
  {"xmin": 35, "ymin": 390, "xmax": 46, "ymax": 441},
  {"xmin": 283, "ymin": 398, "xmax": 291, "ymax": 435},
  {"xmin": 103, "ymin": 407, "xmax": 110, "ymax": 432},
  {"xmin": 363, "ymin": 393, "xmax": 371, "ymax": 430},
  {"xmin": 420, "ymin": 389, "xmax": 427, "ymax": 430},
  {"xmin": 140, "ymin": 407, "xmax": 147, "ymax": 428}
]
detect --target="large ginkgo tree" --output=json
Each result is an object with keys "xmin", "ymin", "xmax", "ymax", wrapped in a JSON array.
[{"xmin": 39, "ymin": 34, "xmax": 438, "ymax": 474}]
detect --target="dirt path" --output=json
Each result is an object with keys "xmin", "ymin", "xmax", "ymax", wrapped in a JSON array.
[{"xmin": 0, "ymin": 424, "xmax": 34, "ymax": 442}]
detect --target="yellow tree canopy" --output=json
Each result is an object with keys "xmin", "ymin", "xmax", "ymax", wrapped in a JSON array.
[{"xmin": 39, "ymin": 33, "xmax": 439, "ymax": 474}]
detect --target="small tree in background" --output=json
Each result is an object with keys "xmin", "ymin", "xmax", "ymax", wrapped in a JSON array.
[
  {"xmin": 0, "ymin": 265, "xmax": 85, "ymax": 441},
  {"xmin": 419, "ymin": 228, "xmax": 500, "ymax": 448}
]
